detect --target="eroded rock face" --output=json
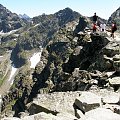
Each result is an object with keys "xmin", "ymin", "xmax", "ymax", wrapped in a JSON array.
[{"xmin": 2, "ymin": 91, "xmax": 120, "ymax": 120}]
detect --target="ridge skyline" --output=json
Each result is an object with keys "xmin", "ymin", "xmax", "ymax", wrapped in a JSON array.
[{"xmin": 0, "ymin": 0, "xmax": 120, "ymax": 19}]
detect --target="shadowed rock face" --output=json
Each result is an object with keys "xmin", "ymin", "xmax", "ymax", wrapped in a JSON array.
[{"xmin": 0, "ymin": 4, "xmax": 25, "ymax": 32}]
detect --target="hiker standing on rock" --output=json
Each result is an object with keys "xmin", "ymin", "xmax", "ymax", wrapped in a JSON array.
[
  {"xmin": 93, "ymin": 13, "xmax": 98, "ymax": 24},
  {"xmin": 92, "ymin": 13, "xmax": 99, "ymax": 33},
  {"xmin": 111, "ymin": 21, "xmax": 117, "ymax": 39}
]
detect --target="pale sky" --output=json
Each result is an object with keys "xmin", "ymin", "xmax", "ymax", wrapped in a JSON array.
[{"xmin": 0, "ymin": 0, "xmax": 120, "ymax": 19}]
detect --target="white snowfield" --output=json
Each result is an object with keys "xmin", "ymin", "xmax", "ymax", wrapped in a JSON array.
[
  {"xmin": 8, "ymin": 66, "xmax": 17, "ymax": 82},
  {"xmin": 30, "ymin": 49, "xmax": 43, "ymax": 69},
  {"xmin": 0, "ymin": 28, "xmax": 21, "ymax": 36}
]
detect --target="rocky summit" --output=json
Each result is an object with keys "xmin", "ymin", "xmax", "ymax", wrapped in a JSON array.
[{"xmin": 0, "ymin": 4, "xmax": 120, "ymax": 120}]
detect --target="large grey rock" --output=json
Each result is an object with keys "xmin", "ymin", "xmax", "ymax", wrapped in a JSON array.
[
  {"xmin": 56, "ymin": 112, "xmax": 78, "ymax": 120},
  {"xmin": 113, "ymin": 54, "xmax": 120, "ymax": 61},
  {"xmin": 1, "ymin": 117, "xmax": 20, "ymax": 120},
  {"xmin": 27, "ymin": 92, "xmax": 82, "ymax": 116},
  {"xmin": 103, "ymin": 104, "xmax": 120, "ymax": 114},
  {"xmin": 79, "ymin": 108, "xmax": 120, "ymax": 120},
  {"xmin": 22, "ymin": 112, "xmax": 77, "ymax": 120},
  {"xmin": 102, "ymin": 92, "xmax": 120, "ymax": 104},
  {"xmin": 73, "ymin": 46, "xmax": 83, "ymax": 56},
  {"xmin": 108, "ymin": 77, "xmax": 120, "ymax": 85},
  {"xmin": 75, "ymin": 92, "xmax": 101, "ymax": 112},
  {"xmin": 2, "ymin": 112, "xmax": 77, "ymax": 120},
  {"xmin": 103, "ymin": 41, "xmax": 120, "ymax": 57},
  {"xmin": 113, "ymin": 54, "xmax": 120, "ymax": 71},
  {"xmin": 113, "ymin": 60, "xmax": 120, "ymax": 71}
]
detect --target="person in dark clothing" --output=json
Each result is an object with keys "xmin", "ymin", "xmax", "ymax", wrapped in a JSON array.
[
  {"xmin": 93, "ymin": 13, "xmax": 98, "ymax": 24},
  {"xmin": 111, "ymin": 21, "xmax": 117, "ymax": 39}
]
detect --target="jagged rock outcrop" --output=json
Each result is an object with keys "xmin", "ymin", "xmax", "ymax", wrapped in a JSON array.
[
  {"xmin": 107, "ymin": 7, "xmax": 120, "ymax": 30},
  {"xmin": 0, "ymin": 4, "xmax": 25, "ymax": 32},
  {"xmin": 2, "ymin": 91, "xmax": 120, "ymax": 120}
]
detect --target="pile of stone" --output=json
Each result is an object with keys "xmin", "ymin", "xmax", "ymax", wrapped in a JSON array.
[{"xmin": 2, "ymin": 90, "xmax": 120, "ymax": 120}]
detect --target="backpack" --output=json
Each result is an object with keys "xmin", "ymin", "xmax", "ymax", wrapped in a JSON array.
[
  {"xmin": 93, "ymin": 24, "xmax": 96, "ymax": 30},
  {"xmin": 112, "ymin": 24, "xmax": 117, "ymax": 31}
]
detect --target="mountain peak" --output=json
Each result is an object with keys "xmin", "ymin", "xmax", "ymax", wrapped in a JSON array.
[
  {"xmin": 19, "ymin": 14, "xmax": 31, "ymax": 21},
  {"xmin": 0, "ymin": 4, "xmax": 4, "ymax": 7},
  {"xmin": 55, "ymin": 7, "xmax": 78, "ymax": 15},
  {"xmin": 61, "ymin": 7, "xmax": 73, "ymax": 12},
  {"xmin": 0, "ymin": 4, "xmax": 25, "ymax": 32},
  {"xmin": 54, "ymin": 7, "xmax": 80, "ymax": 26}
]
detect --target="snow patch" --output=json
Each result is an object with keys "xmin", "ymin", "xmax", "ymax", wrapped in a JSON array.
[
  {"xmin": 34, "ymin": 23, "xmax": 40, "ymax": 27},
  {"xmin": 0, "ymin": 29, "xmax": 20, "ymax": 36},
  {"xmin": 30, "ymin": 49, "xmax": 43, "ymax": 69},
  {"xmin": 8, "ymin": 66, "xmax": 17, "ymax": 82}
]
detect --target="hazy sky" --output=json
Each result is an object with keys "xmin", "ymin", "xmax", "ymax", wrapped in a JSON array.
[{"xmin": 0, "ymin": 0, "xmax": 120, "ymax": 19}]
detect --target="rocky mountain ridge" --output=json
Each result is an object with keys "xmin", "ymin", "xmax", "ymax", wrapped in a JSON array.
[
  {"xmin": 19, "ymin": 14, "xmax": 31, "ymax": 21},
  {"xmin": 10, "ymin": 7, "xmax": 81, "ymax": 68},
  {"xmin": 0, "ymin": 4, "xmax": 120, "ymax": 120},
  {"xmin": 0, "ymin": 4, "xmax": 26, "ymax": 33},
  {"xmin": 1, "ymin": 27, "xmax": 120, "ymax": 120}
]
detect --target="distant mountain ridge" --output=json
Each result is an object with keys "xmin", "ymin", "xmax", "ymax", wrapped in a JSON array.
[
  {"xmin": 32, "ymin": 7, "xmax": 81, "ymax": 25},
  {"xmin": 0, "ymin": 4, "xmax": 25, "ymax": 32},
  {"xmin": 19, "ymin": 14, "xmax": 31, "ymax": 21}
]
